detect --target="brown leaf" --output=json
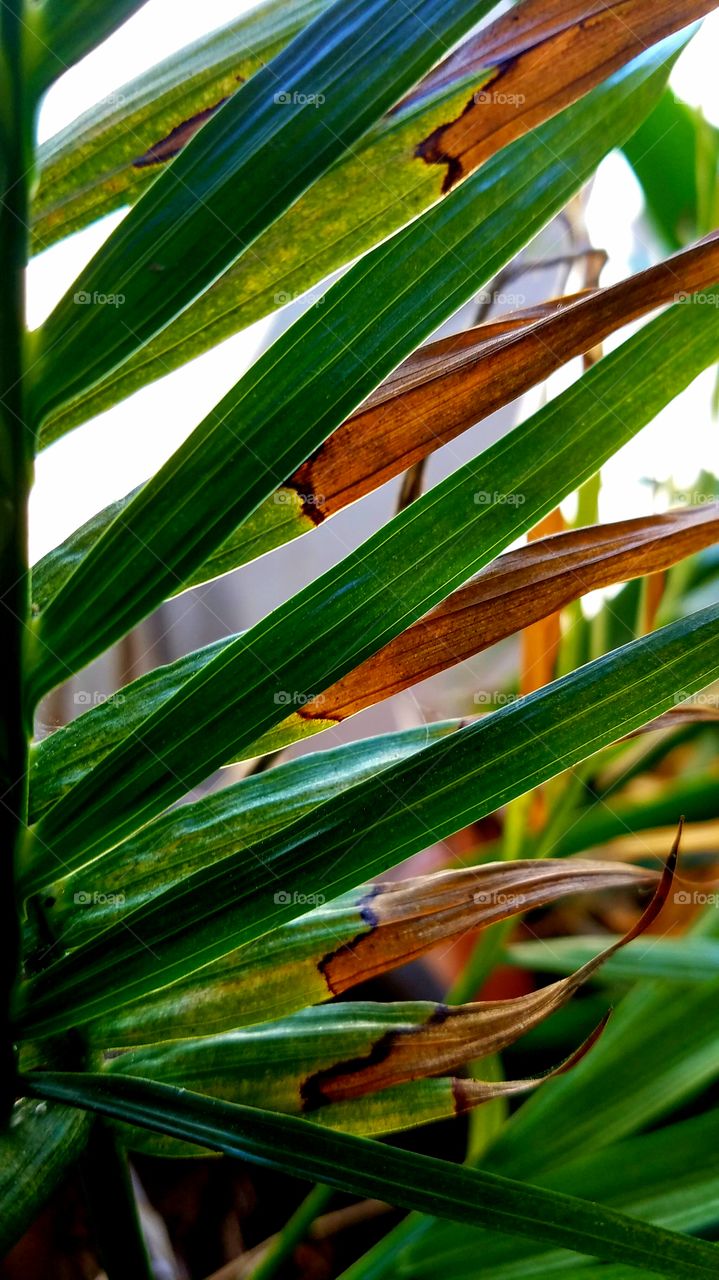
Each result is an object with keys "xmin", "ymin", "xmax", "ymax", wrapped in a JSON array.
[
  {"xmin": 452, "ymin": 1012, "xmax": 610, "ymax": 1114},
  {"xmin": 92, "ymin": 859, "xmax": 658, "ymax": 1047},
  {"xmin": 521, "ymin": 508, "xmax": 567, "ymax": 698},
  {"xmin": 301, "ymin": 504, "xmax": 719, "ymax": 724},
  {"xmin": 290, "ymin": 234, "xmax": 719, "ymax": 521},
  {"xmin": 322, "ymin": 857, "xmax": 658, "ymax": 995},
  {"xmin": 307, "ymin": 835, "xmax": 677, "ymax": 1104},
  {"xmin": 634, "ymin": 704, "xmax": 719, "ymax": 736},
  {"xmin": 409, "ymin": 0, "xmax": 719, "ymax": 192}
]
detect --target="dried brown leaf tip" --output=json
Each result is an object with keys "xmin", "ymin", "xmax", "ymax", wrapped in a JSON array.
[
  {"xmin": 290, "ymin": 235, "xmax": 719, "ymax": 527},
  {"xmin": 302, "ymin": 839, "xmax": 678, "ymax": 1107},
  {"xmin": 319, "ymin": 858, "xmax": 658, "ymax": 995},
  {"xmin": 413, "ymin": 0, "xmax": 717, "ymax": 192},
  {"xmin": 297, "ymin": 505, "xmax": 719, "ymax": 726},
  {"xmin": 452, "ymin": 1011, "xmax": 611, "ymax": 1115}
]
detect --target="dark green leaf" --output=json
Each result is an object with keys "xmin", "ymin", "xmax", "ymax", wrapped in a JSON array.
[
  {"xmin": 32, "ymin": 0, "xmax": 500, "ymax": 423},
  {"xmin": 28, "ymin": 42, "xmax": 683, "ymax": 702},
  {"xmin": 16, "ymin": 605, "xmax": 719, "ymax": 1034},
  {"xmin": 400, "ymin": 1109, "xmax": 719, "ymax": 1279},
  {"xmin": 29, "ymin": 2, "xmax": 147, "ymax": 90},
  {"xmin": 25, "ymin": 1072, "xmax": 719, "ymax": 1278},
  {"xmin": 0, "ymin": 1097, "xmax": 91, "ymax": 1254},
  {"xmin": 24, "ymin": 277, "xmax": 719, "ymax": 889}
]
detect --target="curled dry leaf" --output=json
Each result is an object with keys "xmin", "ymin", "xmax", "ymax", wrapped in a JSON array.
[
  {"xmin": 288, "ymin": 236, "xmax": 719, "ymax": 530},
  {"xmin": 106, "ymin": 1018, "xmax": 611, "ymax": 1153},
  {"xmin": 33, "ymin": 233, "xmax": 719, "ymax": 610},
  {"xmin": 30, "ymin": 502, "xmax": 719, "ymax": 822},
  {"xmin": 303, "ymin": 834, "xmax": 677, "ymax": 1106},
  {"xmin": 297, "ymin": 505, "xmax": 719, "ymax": 726},
  {"xmin": 32, "ymin": 0, "xmax": 715, "ymax": 443},
  {"xmin": 101, "ymin": 834, "xmax": 677, "ymax": 1150},
  {"xmin": 89, "ymin": 859, "xmax": 657, "ymax": 1047},
  {"xmin": 410, "ymin": 0, "xmax": 718, "ymax": 191}
]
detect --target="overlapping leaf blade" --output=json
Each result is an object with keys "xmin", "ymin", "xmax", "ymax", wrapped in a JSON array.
[
  {"xmin": 97, "ymin": 861, "xmax": 668, "ymax": 1144},
  {"xmin": 104, "ymin": 998, "xmax": 608, "ymax": 1120},
  {"xmin": 24, "ymin": 276, "xmax": 719, "ymax": 886},
  {"xmin": 398, "ymin": 1110, "xmax": 719, "ymax": 1279},
  {"xmin": 15, "ymin": 605, "xmax": 719, "ymax": 1035},
  {"xmin": 354, "ymin": 914, "xmax": 719, "ymax": 1279},
  {"xmin": 34, "ymin": 0, "xmax": 717, "ymax": 441},
  {"xmin": 33, "ymin": 0, "xmax": 501, "ymax": 422},
  {"xmin": 30, "ymin": 504, "xmax": 719, "ymax": 829},
  {"xmin": 8, "ymin": 0, "xmax": 719, "ymax": 1267},
  {"xmin": 39, "ymin": 723, "xmax": 461, "ymax": 940},
  {"xmin": 32, "ymin": 234, "xmax": 719, "ymax": 607},
  {"xmin": 32, "ymin": 0, "xmax": 332, "ymax": 246},
  {"xmin": 114, "ymin": 1072, "xmax": 581, "ymax": 1155},
  {"xmin": 30, "ymin": 45, "xmax": 685, "ymax": 702},
  {"xmin": 25, "ymin": 1072, "xmax": 719, "ymax": 1278},
  {"xmin": 79, "ymin": 860, "xmax": 655, "ymax": 1045}
]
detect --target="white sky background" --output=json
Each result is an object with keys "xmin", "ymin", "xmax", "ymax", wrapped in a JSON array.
[{"xmin": 27, "ymin": 4, "xmax": 719, "ymax": 564}]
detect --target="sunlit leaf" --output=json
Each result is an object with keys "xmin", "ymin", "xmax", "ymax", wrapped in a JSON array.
[
  {"xmin": 82, "ymin": 860, "xmax": 655, "ymax": 1045},
  {"xmin": 26, "ymin": 1070, "xmax": 719, "ymax": 1277},
  {"xmin": 33, "ymin": 234, "xmax": 719, "ymax": 606}
]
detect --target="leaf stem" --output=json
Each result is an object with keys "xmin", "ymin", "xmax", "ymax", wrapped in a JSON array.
[
  {"xmin": 246, "ymin": 1182, "xmax": 333, "ymax": 1280},
  {"xmin": 80, "ymin": 1119, "xmax": 154, "ymax": 1280},
  {"xmin": 0, "ymin": 0, "xmax": 34, "ymax": 1121}
]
